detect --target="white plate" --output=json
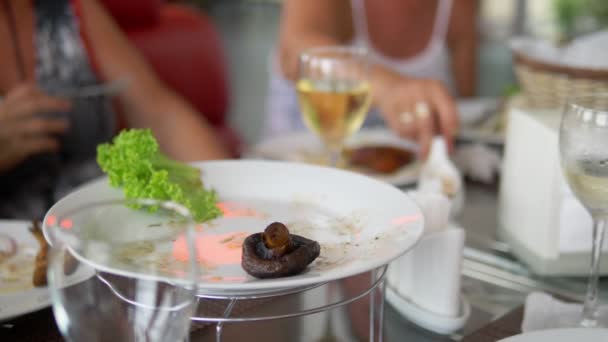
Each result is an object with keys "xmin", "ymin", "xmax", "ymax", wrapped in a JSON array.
[
  {"xmin": 44, "ymin": 160, "xmax": 424, "ymax": 296},
  {"xmin": 0, "ymin": 220, "xmax": 51, "ymax": 322},
  {"xmin": 498, "ymin": 328, "xmax": 608, "ymax": 342},
  {"xmin": 247, "ymin": 128, "xmax": 421, "ymax": 186}
]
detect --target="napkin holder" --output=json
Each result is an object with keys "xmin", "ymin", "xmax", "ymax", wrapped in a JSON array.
[
  {"xmin": 386, "ymin": 191, "xmax": 469, "ymax": 334},
  {"xmin": 388, "ymin": 227, "xmax": 465, "ymax": 306},
  {"xmin": 498, "ymin": 106, "xmax": 608, "ymax": 276}
]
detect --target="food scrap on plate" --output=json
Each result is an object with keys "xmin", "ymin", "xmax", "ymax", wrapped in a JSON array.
[
  {"xmin": 30, "ymin": 221, "xmax": 77, "ymax": 287},
  {"xmin": 344, "ymin": 145, "xmax": 416, "ymax": 174},
  {"xmin": 30, "ymin": 221, "xmax": 48, "ymax": 287}
]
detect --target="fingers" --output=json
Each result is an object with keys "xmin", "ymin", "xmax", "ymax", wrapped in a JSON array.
[
  {"xmin": 427, "ymin": 80, "xmax": 458, "ymax": 152},
  {"xmin": 13, "ymin": 117, "xmax": 70, "ymax": 136},
  {"xmin": 1, "ymin": 84, "xmax": 71, "ymax": 121},
  {"xmin": 382, "ymin": 99, "xmax": 416, "ymax": 139},
  {"xmin": 414, "ymin": 102, "xmax": 435, "ymax": 159},
  {"xmin": 0, "ymin": 135, "xmax": 60, "ymax": 171},
  {"xmin": 382, "ymin": 90, "xmax": 433, "ymax": 159},
  {"xmin": 379, "ymin": 79, "xmax": 459, "ymax": 159},
  {"xmin": 0, "ymin": 116, "xmax": 68, "ymax": 171},
  {"xmin": 0, "ymin": 83, "xmax": 71, "ymax": 171},
  {"xmin": 380, "ymin": 85, "xmax": 420, "ymax": 139},
  {"xmin": 19, "ymin": 136, "xmax": 60, "ymax": 155},
  {"xmin": 9, "ymin": 96, "xmax": 71, "ymax": 120},
  {"xmin": 396, "ymin": 111, "xmax": 418, "ymax": 138}
]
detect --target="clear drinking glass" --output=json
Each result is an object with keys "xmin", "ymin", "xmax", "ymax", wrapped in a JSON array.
[
  {"xmin": 297, "ymin": 46, "xmax": 372, "ymax": 167},
  {"xmin": 560, "ymin": 93, "xmax": 608, "ymax": 327},
  {"xmin": 45, "ymin": 199, "xmax": 199, "ymax": 341}
]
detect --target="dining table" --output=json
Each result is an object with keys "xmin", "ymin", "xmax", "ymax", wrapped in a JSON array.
[{"xmin": 1, "ymin": 159, "xmax": 606, "ymax": 342}]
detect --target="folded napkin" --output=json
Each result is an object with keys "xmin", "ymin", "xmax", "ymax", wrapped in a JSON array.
[
  {"xmin": 418, "ymin": 138, "xmax": 465, "ymax": 217},
  {"xmin": 453, "ymin": 143, "xmax": 502, "ymax": 184},
  {"xmin": 408, "ymin": 191, "xmax": 451, "ymax": 235},
  {"xmin": 388, "ymin": 191, "xmax": 466, "ymax": 319},
  {"xmin": 522, "ymin": 292, "xmax": 608, "ymax": 331},
  {"xmin": 510, "ymin": 30, "xmax": 608, "ymax": 70}
]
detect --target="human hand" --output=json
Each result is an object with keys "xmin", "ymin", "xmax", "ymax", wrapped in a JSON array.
[
  {"xmin": 375, "ymin": 78, "xmax": 459, "ymax": 159},
  {"xmin": 0, "ymin": 84, "xmax": 71, "ymax": 172}
]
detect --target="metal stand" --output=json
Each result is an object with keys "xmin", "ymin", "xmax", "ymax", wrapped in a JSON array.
[{"xmin": 191, "ymin": 265, "xmax": 388, "ymax": 342}]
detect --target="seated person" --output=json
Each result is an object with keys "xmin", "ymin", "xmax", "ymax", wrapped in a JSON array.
[
  {"xmin": 266, "ymin": 0, "xmax": 478, "ymax": 158},
  {"xmin": 0, "ymin": 0, "xmax": 229, "ymax": 219}
]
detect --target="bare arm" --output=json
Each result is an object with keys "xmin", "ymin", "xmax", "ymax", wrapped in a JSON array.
[
  {"xmin": 447, "ymin": 0, "xmax": 478, "ymax": 97},
  {"xmin": 278, "ymin": 0, "xmax": 351, "ymax": 80},
  {"xmin": 78, "ymin": 0, "xmax": 230, "ymax": 161},
  {"xmin": 279, "ymin": 0, "xmax": 459, "ymax": 157}
]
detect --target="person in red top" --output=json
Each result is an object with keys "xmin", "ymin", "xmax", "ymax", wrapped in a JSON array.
[{"xmin": 0, "ymin": 0, "xmax": 229, "ymax": 219}]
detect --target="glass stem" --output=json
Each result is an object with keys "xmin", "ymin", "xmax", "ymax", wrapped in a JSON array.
[
  {"xmin": 581, "ymin": 216, "xmax": 607, "ymax": 327},
  {"xmin": 327, "ymin": 144, "xmax": 343, "ymax": 168}
]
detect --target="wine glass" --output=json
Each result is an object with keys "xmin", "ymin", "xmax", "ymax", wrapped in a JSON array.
[
  {"xmin": 297, "ymin": 46, "xmax": 372, "ymax": 167},
  {"xmin": 560, "ymin": 93, "xmax": 608, "ymax": 327},
  {"xmin": 45, "ymin": 199, "xmax": 200, "ymax": 341}
]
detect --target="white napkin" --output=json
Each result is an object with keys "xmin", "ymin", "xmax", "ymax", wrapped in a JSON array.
[
  {"xmin": 522, "ymin": 292, "xmax": 608, "ymax": 331},
  {"xmin": 510, "ymin": 31, "xmax": 608, "ymax": 70},
  {"xmin": 408, "ymin": 191, "xmax": 451, "ymax": 235},
  {"xmin": 453, "ymin": 143, "xmax": 502, "ymax": 184},
  {"xmin": 388, "ymin": 191, "xmax": 465, "ymax": 319},
  {"xmin": 561, "ymin": 30, "xmax": 608, "ymax": 70},
  {"xmin": 417, "ymin": 138, "xmax": 465, "ymax": 217}
]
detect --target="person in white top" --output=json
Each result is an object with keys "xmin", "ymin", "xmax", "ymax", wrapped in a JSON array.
[{"xmin": 266, "ymin": 0, "xmax": 478, "ymax": 158}]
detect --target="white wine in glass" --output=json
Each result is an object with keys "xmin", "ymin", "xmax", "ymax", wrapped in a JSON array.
[
  {"xmin": 297, "ymin": 46, "xmax": 371, "ymax": 167},
  {"xmin": 564, "ymin": 159, "xmax": 608, "ymax": 214},
  {"xmin": 560, "ymin": 93, "xmax": 608, "ymax": 328}
]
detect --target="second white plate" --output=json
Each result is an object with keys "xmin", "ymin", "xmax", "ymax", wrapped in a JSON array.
[
  {"xmin": 0, "ymin": 220, "xmax": 51, "ymax": 322},
  {"xmin": 247, "ymin": 128, "xmax": 421, "ymax": 186},
  {"xmin": 498, "ymin": 328, "xmax": 608, "ymax": 342}
]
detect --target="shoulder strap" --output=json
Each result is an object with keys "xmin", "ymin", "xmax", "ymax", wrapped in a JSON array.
[
  {"xmin": 350, "ymin": 0, "xmax": 370, "ymax": 46},
  {"xmin": 433, "ymin": 0, "xmax": 454, "ymax": 42}
]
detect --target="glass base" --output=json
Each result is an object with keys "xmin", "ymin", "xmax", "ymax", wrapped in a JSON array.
[
  {"xmin": 522, "ymin": 293, "xmax": 608, "ymax": 331},
  {"xmin": 525, "ymin": 309, "xmax": 607, "ymax": 330},
  {"xmin": 581, "ymin": 317, "xmax": 602, "ymax": 328}
]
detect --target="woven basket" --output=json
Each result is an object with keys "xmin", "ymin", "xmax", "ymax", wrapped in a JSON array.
[{"xmin": 512, "ymin": 50, "xmax": 608, "ymax": 109}]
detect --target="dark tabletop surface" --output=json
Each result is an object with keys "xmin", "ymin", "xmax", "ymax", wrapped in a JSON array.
[{"xmin": 0, "ymin": 298, "xmax": 526, "ymax": 342}]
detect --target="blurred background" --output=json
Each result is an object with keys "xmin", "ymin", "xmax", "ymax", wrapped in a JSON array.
[{"xmin": 179, "ymin": 0, "xmax": 608, "ymax": 145}]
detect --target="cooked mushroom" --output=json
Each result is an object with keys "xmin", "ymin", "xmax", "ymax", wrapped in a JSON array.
[{"xmin": 241, "ymin": 222, "xmax": 320, "ymax": 279}]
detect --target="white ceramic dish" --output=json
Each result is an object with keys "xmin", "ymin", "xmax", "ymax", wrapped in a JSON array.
[
  {"xmin": 0, "ymin": 220, "xmax": 94, "ymax": 321},
  {"xmin": 44, "ymin": 160, "xmax": 424, "ymax": 296},
  {"xmin": 0, "ymin": 220, "xmax": 50, "ymax": 321},
  {"xmin": 386, "ymin": 286, "xmax": 470, "ymax": 335},
  {"xmin": 246, "ymin": 128, "xmax": 421, "ymax": 186},
  {"xmin": 498, "ymin": 328, "xmax": 608, "ymax": 342}
]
